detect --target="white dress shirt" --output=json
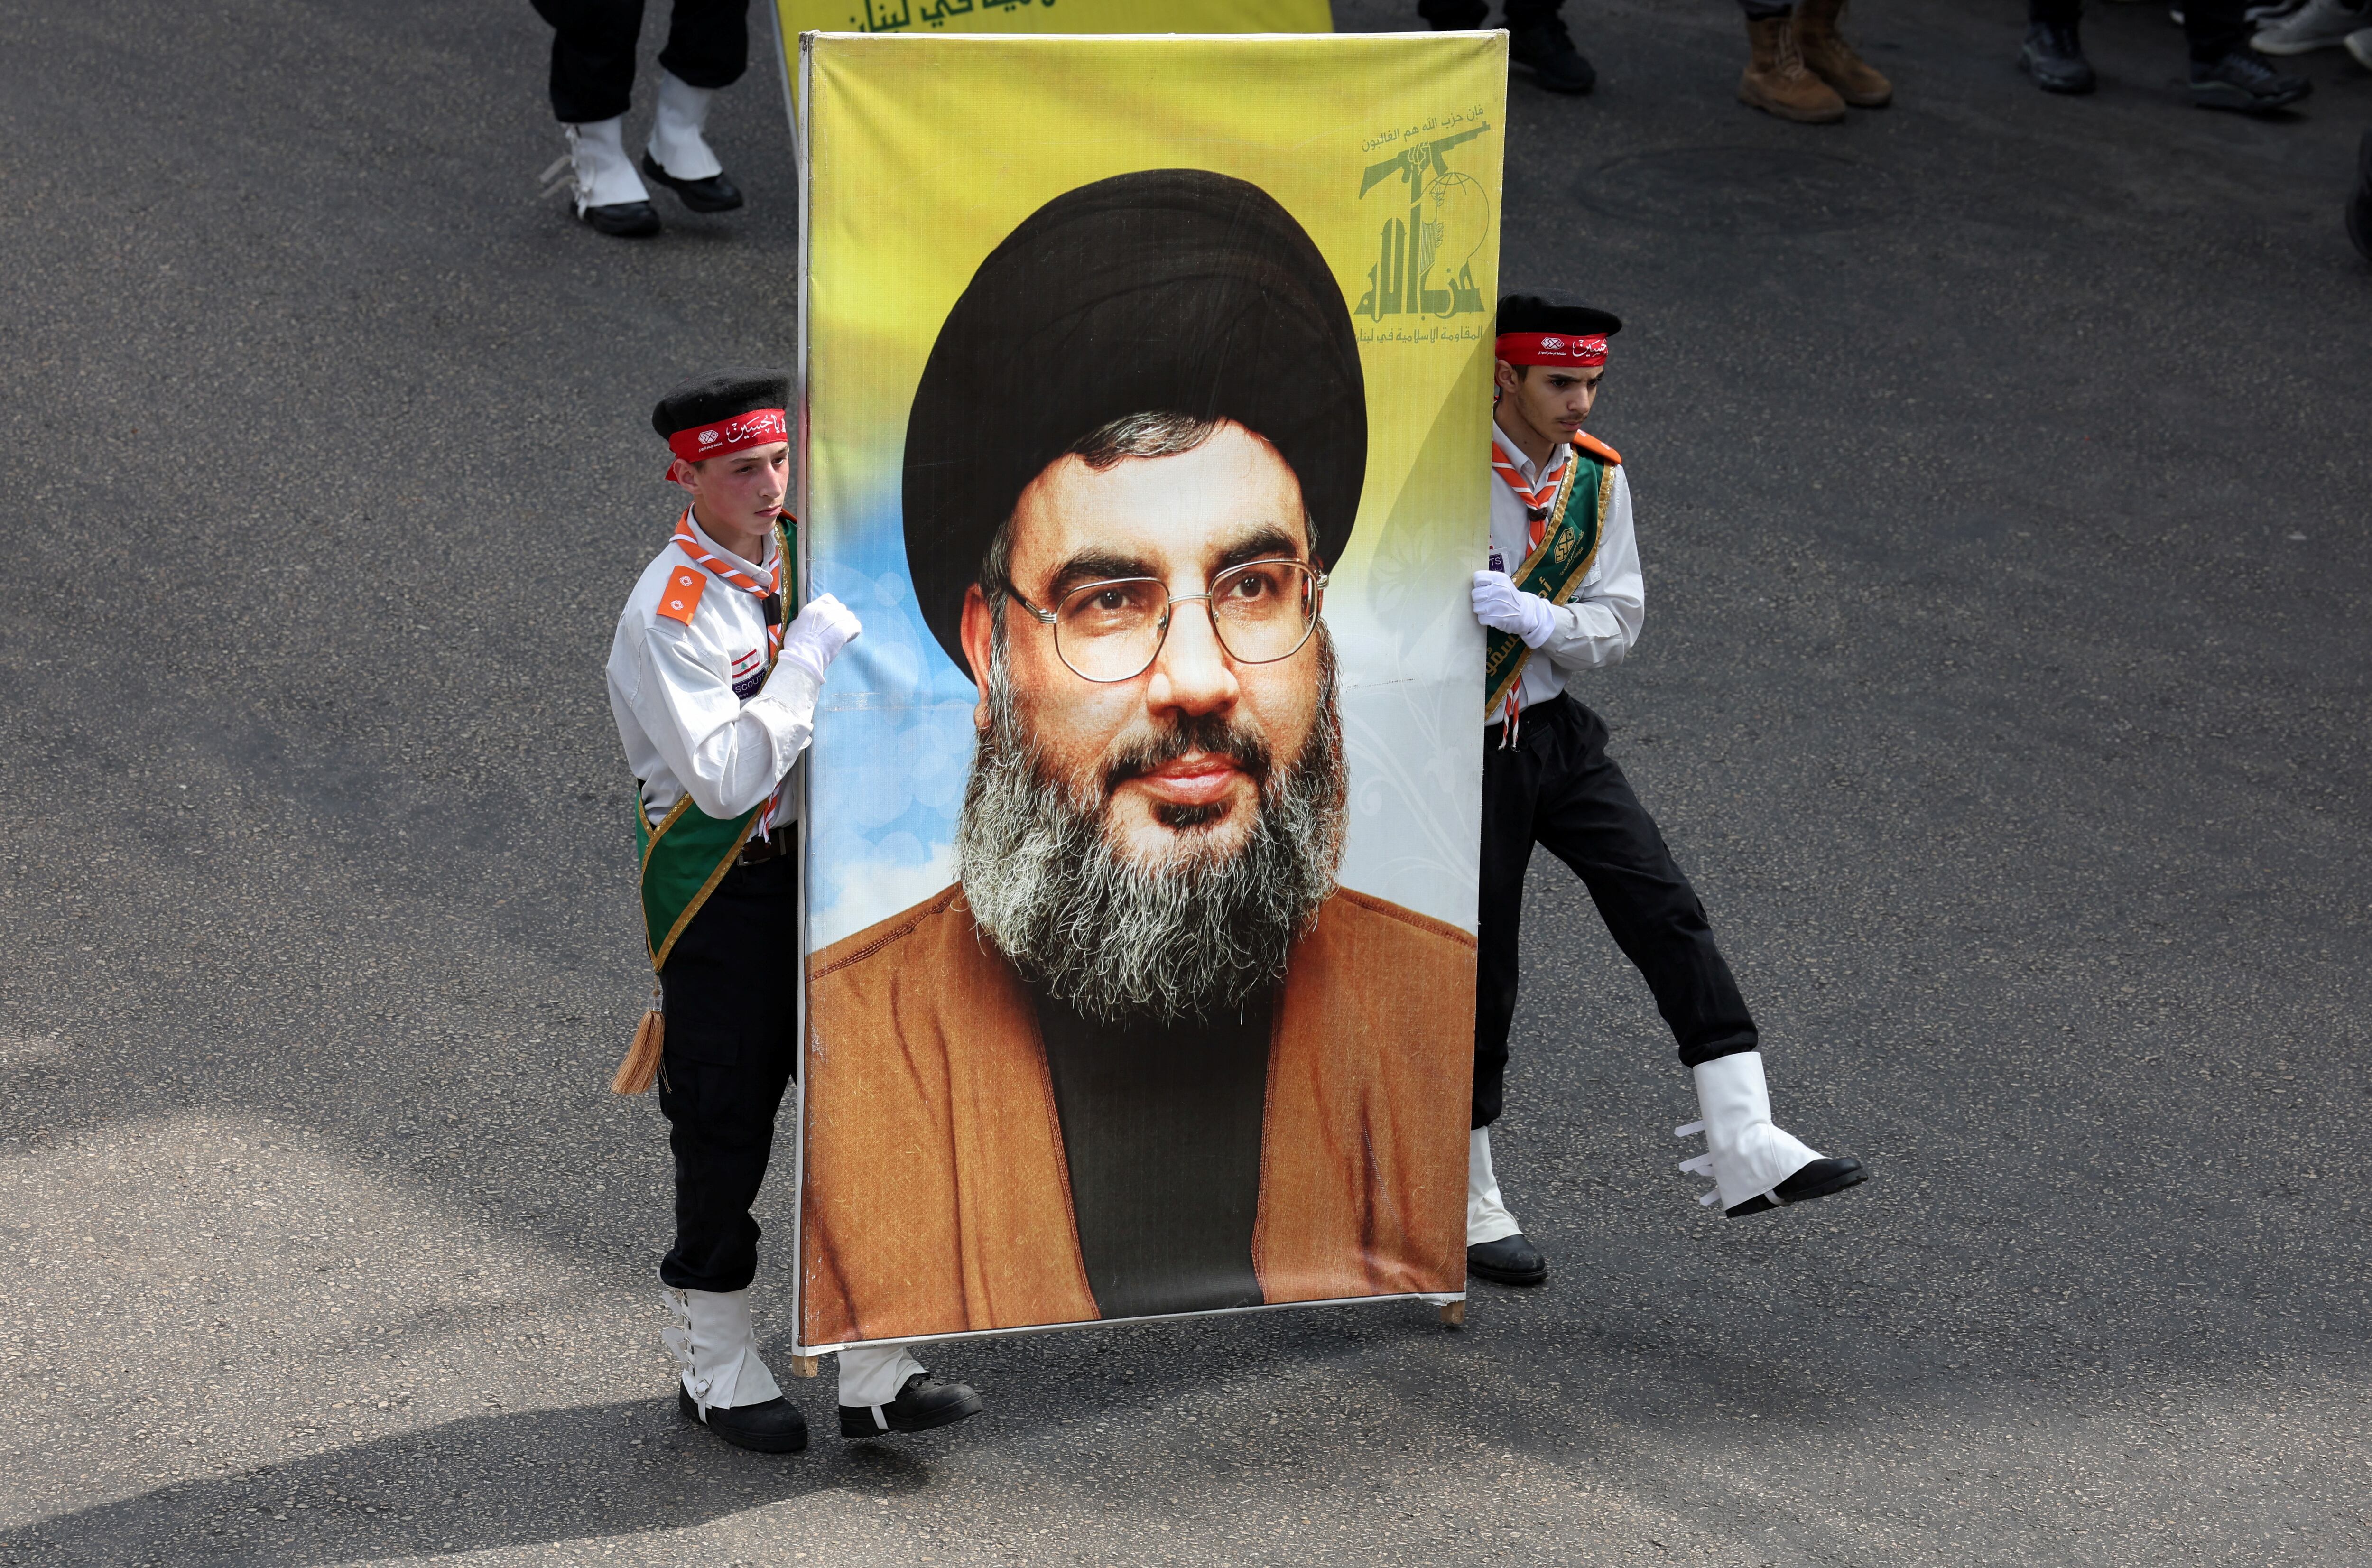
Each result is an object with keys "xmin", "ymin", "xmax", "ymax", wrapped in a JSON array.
[
  {"xmin": 1489, "ymin": 422, "xmax": 1645, "ymax": 720},
  {"xmin": 607, "ymin": 515, "xmax": 817, "ymax": 833}
]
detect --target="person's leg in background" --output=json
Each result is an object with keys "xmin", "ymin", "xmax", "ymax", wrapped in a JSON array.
[
  {"xmin": 2250, "ymin": 0, "xmax": 2372, "ymax": 56},
  {"xmin": 2187, "ymin": 0, "xmax": 2315, "ymax": 108},
  {"xmin": 1417, "ymin": 0, "xmax": 1492, "ymax": 26},
  {"xmin": 641, "ymin": 0, "xmax": 751, "ymax": 213},
  {"xmin": 1736, "ymin": 0, "xmax": 1847, "ymax": 122},
  {"xmin": 2021, "ymin": 0, "xmax": 2099, "ymax": 92},
  {"xmin": 531, "ymin": 0, "xmax": 662, "ymax": 237},
  {"xmin": 1791, "ymin": 0, "xmax": 1894, "ymax": 106},
  {"xmin": 1502, "ymin": 0, "xmax": 1597, "ymax": 95},
  {"xmin": 1418, "ymin": 2, "xmax": 1593, "ymax": 93},
  {"xmin": 2348, "ymin": 127, "xmax": 2372, "ymax": 262}
]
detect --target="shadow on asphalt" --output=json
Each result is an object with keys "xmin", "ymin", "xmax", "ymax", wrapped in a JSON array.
[{"xmin": 19, "ymin": 1399, "xmax": 945, "ymax": 1566}]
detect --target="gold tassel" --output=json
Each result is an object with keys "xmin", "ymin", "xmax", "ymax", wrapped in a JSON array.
[{"xmin": 612, "ymin": 1001, "xmax": 663, "ymax": 1095}]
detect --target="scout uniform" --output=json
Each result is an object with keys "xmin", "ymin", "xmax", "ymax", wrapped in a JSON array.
[
  {"xmin": 606, "ymin": 369, "xmax": 984, "ymax": 1450},
  {"xmin": 1464, "ymin": 297, "xmax": 1867, "ymax": 1288}
]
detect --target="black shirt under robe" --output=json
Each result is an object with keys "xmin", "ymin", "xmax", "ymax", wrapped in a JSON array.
[{"xmin": 1032, "ymin": 989, "xmax": 1274, "ymax": 1321}]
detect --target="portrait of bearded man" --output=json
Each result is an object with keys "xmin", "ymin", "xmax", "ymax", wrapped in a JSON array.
[{"xmin": 801, "ymin": 169, "xmax": 1476, "ymax": 1348}]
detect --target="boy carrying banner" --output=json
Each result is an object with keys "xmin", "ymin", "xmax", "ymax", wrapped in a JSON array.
[
  {"xmin": 1463, "ymin": 296, "xmax": 1868, "ymax": 1288},
  {"xmin": 606, "ymin": 368, "xmax": 984, "ymax": 1450}
]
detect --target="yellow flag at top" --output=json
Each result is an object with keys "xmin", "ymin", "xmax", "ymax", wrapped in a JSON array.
[{"xmin": 775, "ymin": 0, "xmax": 1333, "ymax": 38}]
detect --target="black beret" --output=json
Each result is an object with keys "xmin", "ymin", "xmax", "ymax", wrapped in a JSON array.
[
  {"xmin": 650, "ymin": 367, "xmax": 792, "ymax": 440},
  {"xmin": 1496, "ymin": 292, "xmax": 1622, "ymax": 340},
  {"xmin": 903, "ymin": 168, "xmax": 1366, "ymax": 680}
]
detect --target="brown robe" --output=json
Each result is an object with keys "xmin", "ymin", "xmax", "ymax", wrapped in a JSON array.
[{"xmin": 799, "ymin": 884, "xmax": 1477, "ymax": 1347}]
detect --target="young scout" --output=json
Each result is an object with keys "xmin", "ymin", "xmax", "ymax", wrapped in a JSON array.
[
  {"xmin": 1463, "ymin": 295, "xmax": 1869, "ymax": 1288},
  {"xmin": 606, "ymin": 369, "xmax": 985, "ymax": 1449}
]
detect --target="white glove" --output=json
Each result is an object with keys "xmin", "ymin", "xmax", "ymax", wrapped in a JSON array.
[
  {"xmin": 1470, "ymin": 571, "xmax": 1557, "ymax": 649},
  {"xmin": 771, "ymin": 593, "xmax": 862, "ymax": 687}
]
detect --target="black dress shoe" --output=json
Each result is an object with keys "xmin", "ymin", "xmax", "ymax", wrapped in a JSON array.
[
  {"xmin": 1510, "ymin": 20, "xmax": 1597, "ymax": 95},
  {"xmin": 677, "ymin": 1388, "xmax": 808, "ymax": 1453},
  {"xmin": 1723, "ymin": 1155, "xmax": 1869, "ymax": 1218},
  {"xmin": 578, "ymin": 200, "xmax": 661, "ymax": 239},
  {"xmin": 2019, "ymin": 21, "xmax": 2096, "ymax": 94},
  {"xmin": 1466, "ymin": 1232, "xmax": 1548, "ymax": 1287},
  {"xmin": 641, "ymin": 152, "xmax": 745, "ymax": 213},
  {"xmin": 838, "ymin": 1372, "xmax": 984, "ymax": 1438}
]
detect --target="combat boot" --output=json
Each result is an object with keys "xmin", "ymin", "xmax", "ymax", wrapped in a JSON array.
[
  {"xmin": 1795, "ymin": 0, "xmax": 1894, "ymax": 107},
  {"xmin": 1740, "ymin": 14, "xmax": 1847, "ymax": 123}
]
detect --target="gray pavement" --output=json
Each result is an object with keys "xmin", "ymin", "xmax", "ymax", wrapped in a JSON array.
[{"xmin": 2, "ymin": 0, "xmax": 2369, "ymax": 1563}]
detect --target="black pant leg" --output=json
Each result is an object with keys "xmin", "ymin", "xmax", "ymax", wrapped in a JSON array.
[
  {"xmin": 658, "ymin": 0, "xmax": 752, "ymax": 90},
  {"xmin": 532, "ymin": 0, "xmax": 647, "ymax": 124},
  {"xmin": 1418, "ymin": 0, "xmax": 1491, "ymax": 27},
  {"xmin": 1473, "ymin": 722, "xmax": 1545, "ymax": 1130},
  {"xmin": 2029, "ymin": 0, "xmax": 2081, "ymax": 25},
  {"xmin": 654, "ymin": 853, "xmax": 799, "ymax": 1293},
  {"xmin": 1529, "ymin": 698, "xmax": 1759, "ymax": 1069},
  {"xmin": 2182, "ymin": 0, "xmax": 2252, "ymax": 61}
]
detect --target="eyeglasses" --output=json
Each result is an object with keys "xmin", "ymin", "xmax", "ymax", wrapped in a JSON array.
[{"xmin": 1006, "ymin": 558, "xmax": 1327, "ymax": 684}]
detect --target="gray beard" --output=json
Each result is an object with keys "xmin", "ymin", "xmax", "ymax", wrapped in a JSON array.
[{"xmin": 954, "ymin": 624, "xmax": 1346, "ymax": 1027}]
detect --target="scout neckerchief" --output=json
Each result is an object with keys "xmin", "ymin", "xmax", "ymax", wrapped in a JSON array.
[
  {"xmin": 615, "ymin": 510, "xmax": 800, "ymax": 1096},
  {"xmin": 1490, "ymin": 440, "xmax": 1569, "ymax": 530},
  {"xmin": 1482, "ymin": 432, "xmax": 1614, "ymax": 745}
]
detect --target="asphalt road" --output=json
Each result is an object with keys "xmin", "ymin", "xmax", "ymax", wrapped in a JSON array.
[{"xmin": 3, "ymin": 1, "xmax": 2369, "ymax": 1564}]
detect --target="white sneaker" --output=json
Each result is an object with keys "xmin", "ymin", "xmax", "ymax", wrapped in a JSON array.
[
  {"xmin": 2255, "ymin": 0, "xmax": 2372, "ymax": 52},
  {"xmin": 2347, "ymin": 23, "xmax": 2372, "ymax": 65},
  {"xmin": 2245, "ymin": 0, "xmax": 2306, "ymax": 19}
]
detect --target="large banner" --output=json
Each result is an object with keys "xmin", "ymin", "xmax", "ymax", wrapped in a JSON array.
[{"xmin": 794, "ymin": 29, "xmax": 1504, "ymax": 1353}]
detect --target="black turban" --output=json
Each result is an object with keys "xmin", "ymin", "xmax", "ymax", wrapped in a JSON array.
[
  {"xmin": 903, "ymin": 169, "xmax": 1366, "ymax": 679},
  {"xmin": 650, "ymin": 367, "xmax": 791, "ymax": 440},
  {"xmin": 1495, "ymin": 292, "xmax": 1622, "ymax": 340}
]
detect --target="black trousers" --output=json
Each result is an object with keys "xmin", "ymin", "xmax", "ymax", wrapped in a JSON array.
[
  {"xmin": 654, "ymin": 851, "xmax": 798, "ymax": 1294},
  {"xmin": 2029, "ymin": 0, "xmax": 2252, "ymax": 61},
  {"xmin": 1418, "ymin": 0, "xmax": 1567, "ymax": 28},
  {"xmin": 531, "ymin": 0, "xmax": 751, "ymax": 125},
  {"xmin": 1474, "ymin": 695, "xmax": 1756, "ymax": 1129}
]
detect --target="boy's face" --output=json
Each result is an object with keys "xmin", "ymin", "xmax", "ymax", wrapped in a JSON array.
[
  {"xmin": 671, "ymin": 442, "xmax": 790, "ymax": 545},
  {"xmin": 1495, "ymin": 359, "xmax": 1605, "ymax": 440}
]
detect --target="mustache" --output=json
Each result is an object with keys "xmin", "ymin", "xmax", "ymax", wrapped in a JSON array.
[{"xmin": 1099, "ymin": 710, "xmax": 1274, "ymax": 798}]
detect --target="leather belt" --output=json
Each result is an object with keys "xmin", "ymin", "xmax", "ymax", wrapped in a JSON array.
[{"xmin": 737, "ymin": 826, "xmax": 795, "ymax": 865}]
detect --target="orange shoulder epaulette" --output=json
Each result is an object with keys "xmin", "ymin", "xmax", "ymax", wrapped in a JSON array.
[
  {"xmin": 655, "ymin": 564, "xmax": 708, "ymax": 626},
  {"xmin": 1572, "ymin": 431, "xmax": 1622, "ymax": 466}
]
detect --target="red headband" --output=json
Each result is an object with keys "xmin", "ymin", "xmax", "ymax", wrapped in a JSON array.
[
  {"xmin": 1495, "ymin": 332, "xmax": 1607, "ymax": 368},
  {"xmin": 666, "ymin": 408, "xmax": 789, "ymax": 468}
]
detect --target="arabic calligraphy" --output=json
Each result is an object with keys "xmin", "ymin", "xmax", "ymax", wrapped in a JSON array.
[
  {"xmin": 847, "ymin": 0, "xmax": 1057, "ymax": 30},
  {"xmin": 1353, "ymin": 116, "xmax": 1492, "ymax": 325}
]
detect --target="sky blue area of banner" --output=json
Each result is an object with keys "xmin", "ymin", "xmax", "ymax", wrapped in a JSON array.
[{"xmin": 805, "ymin": 480, "xmax": 977, "ymax": 945}]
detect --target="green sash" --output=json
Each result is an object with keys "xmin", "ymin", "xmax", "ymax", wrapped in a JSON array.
[
  {"xmin": 633, "ymin": 516, "xmax": 797, "ymax": 971},
  {"xmin": 1482, "ymin": 443, "xmax": 1612, "ymax": 721}
]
